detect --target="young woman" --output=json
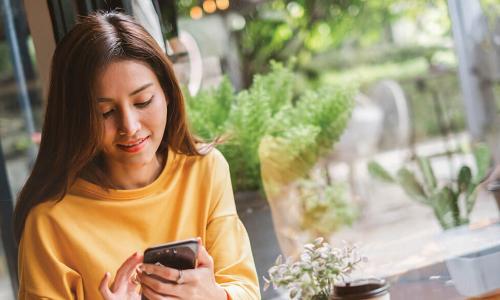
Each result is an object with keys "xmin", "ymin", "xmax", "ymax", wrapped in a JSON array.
[{"xmin": 14, "ymin": 11, "xmax": 259, "ymax": 300}]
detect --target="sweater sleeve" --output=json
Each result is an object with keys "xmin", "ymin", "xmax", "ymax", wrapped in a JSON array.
[
  {"xmin": 206, "ymin": 150, "xmax": 261, "ymax": 300},
  {"xmin": 18, "ymin": 204, "xmax": 84, "ymax": 300}
]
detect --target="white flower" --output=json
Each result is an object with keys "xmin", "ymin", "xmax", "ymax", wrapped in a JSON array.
[
  {"xmin": 264, "ymin": 239, "xmax": 367, "ymax": 299},
  {"xmin": 304, "ymin": 243, "xmax": 315, "ymax": 251},
  {"xmin": 300, "ymin": 252, "xmax": 312, "ymax": 262}
]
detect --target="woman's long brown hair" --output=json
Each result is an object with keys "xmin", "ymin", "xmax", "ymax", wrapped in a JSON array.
[{"xmin": 13, "ymin": 11, "xmax": 203, "ymax": 244}]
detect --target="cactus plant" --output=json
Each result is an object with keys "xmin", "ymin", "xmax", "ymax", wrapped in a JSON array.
[{"xmin": 368, "ymin": 144, "xmax": 491, "ymax": 229}]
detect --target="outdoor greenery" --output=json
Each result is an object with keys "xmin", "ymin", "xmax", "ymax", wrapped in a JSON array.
[
  {"xmin": 186, "ymin": 62, "xmax": 355, "ymax": 192},
  {"xmin": 368, "ymin": 144, "xmax": 491, "ymax": 229},
  {"xmin": 177, "ymin": 1, "xmax": 451, "ymax": 79},
  {"xmin": 264, "ymin": 237, "xmax": 365, "ymax": 300},
  {"xmin": 236, "ymin": 0, "xmax": 436, "ymax": 77},
  {"xmin": 320, "ymin": 57, "xmax": 429, "ymax": 88},
  {"xmin": 235, "ymin": 1, "xmax": 450, "ymax": 83},
  {"xmin": 400, "ymin": 71, "xmax": 466, "ymax": 140},
  {"xmin": 176, "ymin": 1, "xmax": 468, "ymax": 142},
  {"xmin": 304, "ymin": 45, "xmax": 447, "ymax": 74},
  {"xmin": 319, "ymin": 57, "xmax": 465, "ymax": 141}
]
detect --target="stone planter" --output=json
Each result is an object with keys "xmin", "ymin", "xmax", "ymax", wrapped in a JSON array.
[{"xmin": 445, "ymin": 244, "xmax": 500, "ymax": 298}]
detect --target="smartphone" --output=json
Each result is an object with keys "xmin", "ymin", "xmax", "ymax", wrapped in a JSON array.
[{"xmin": 143, "ymin": 238, "xmax": 199, "ymax": 270}]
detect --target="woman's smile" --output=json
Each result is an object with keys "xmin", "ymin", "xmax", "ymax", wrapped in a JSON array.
[{"xmin": 116, "ymin": 136, "xmax": 150, "ymax": 153}]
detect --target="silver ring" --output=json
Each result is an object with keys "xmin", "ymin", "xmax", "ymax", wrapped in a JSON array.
[{"xmin": 176, "ymin": 269, "xmax": 184, "ymax": 284}]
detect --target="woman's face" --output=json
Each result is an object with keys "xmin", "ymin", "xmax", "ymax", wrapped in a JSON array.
[{"xmin": 95, "ymin": 59, "xmax": 168, "ymax": 169}]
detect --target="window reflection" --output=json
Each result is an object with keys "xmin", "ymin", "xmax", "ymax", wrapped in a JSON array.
[{"xmin": 1, "ymin": 0, "xmax": 44, "ymax": 297}]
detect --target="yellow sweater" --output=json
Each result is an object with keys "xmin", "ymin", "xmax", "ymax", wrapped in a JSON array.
[{"xmin": 18, "ymin": 148, "xmax": 260, "ymax": 299}]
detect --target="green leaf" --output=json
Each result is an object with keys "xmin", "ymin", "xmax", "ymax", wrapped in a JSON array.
[
  {"xmin": 367, "ymin": 161, "xmax": 395, "ymax": 183},
  {"xmin": 432, "ymin": 186, "xmax": 458, "ymax": 229},
  {"xmin": 473, "ymin": 143, "xmax": 491, "ymax": 182},
  {"xmin": 457, "ymin": 166, "xmax": 472, "ymax": 193},
  {"xmin": 465, "ymin": 189, "xmax": 478, "ymax": 215},
  {"xmin": 185, "ymin": 77, "xmax": 234, "ymax": 140},
  {"xmin": 397, "ymin": 168, "xmax": 428, "ymax": 203},
  {"xmin": 417, "ymin": 156, "xmax": 436, "ymax": 190}
]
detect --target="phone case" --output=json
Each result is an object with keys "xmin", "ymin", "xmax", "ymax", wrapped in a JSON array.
[{"xmin": 143, "ymin": 238, "xmax": 198, "ymax": 270}]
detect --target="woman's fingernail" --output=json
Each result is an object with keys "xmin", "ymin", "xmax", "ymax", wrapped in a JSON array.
[{"xmin": 140, "ymin": 266, "xmax": 152, "ymax": 275}]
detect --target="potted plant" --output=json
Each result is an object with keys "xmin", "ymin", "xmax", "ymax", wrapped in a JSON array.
[
  {"xmin": 185, "ymin": 62, "xmax": 298, "ymax": 191},
  {"xmin": 185, "ymin": 62, "xmax": 354, "ymax": 192},
  {"xmin": 255, "ymin": 66, "xmax": 355, "ymax": 255},
  {"xmin": 186, "ymin": 62, "xmax": 356, "ymax": 256},
  {"xmin": 263, "ymin": 237, "xmax": 365, "ymax": 300},
  {"xmin": 368, "ymin": 144, "xmax": 491, "ymax": 229}
]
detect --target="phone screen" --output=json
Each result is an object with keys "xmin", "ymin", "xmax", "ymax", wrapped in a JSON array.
[{"xmin": 143, "ymin": 238, "xmax": 198, "ymax": 270}]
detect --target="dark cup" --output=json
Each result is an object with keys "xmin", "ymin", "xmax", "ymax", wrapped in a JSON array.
[{"xmin": 331, "ymin": 278, "xmax": 390, "ymax": 300}]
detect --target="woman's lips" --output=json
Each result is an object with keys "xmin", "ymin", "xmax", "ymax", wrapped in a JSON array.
[{"xmin": 117, "ymin": 136, "xmax": 149, "ymax": 153}]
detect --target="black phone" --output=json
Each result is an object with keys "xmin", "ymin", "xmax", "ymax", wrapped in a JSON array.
[{"xmin": 143, "ymin": 238, "xmax": 199, "ymax": 270}]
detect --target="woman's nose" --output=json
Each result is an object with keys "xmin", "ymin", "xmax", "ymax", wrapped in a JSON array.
[{"xmin": 118, "ymin": 108, "xmax": 141, "ymax": 136}]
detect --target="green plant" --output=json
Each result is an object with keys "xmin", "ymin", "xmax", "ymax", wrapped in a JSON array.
[
  {"xmin": 186, "ymin": 62, "xmax": 296, "ymax": 190},
  {"xmin": 264, "ymin": 237, "xmax": 365, "ymax": 300},
  {"xmin": 298, "ymin": 179, "xmax": 358, "ymax": 237},
  {"xmin": 259, "ymin": 84, "xmax": 355, "ymax": 186},
  {"xmin": 368, "ymin": 144, "xmax": 491, "ymax": 229},
  {"xmin": 186, "ymin": 62, "xmax": 354, "ymax": 191},
  {"xmin": 185, "ymin": 78, "xmax": 234, "ymax": 140},
  {"xmin": 223, "ymin": 62, "xmax": 296, "ymax": 190}
]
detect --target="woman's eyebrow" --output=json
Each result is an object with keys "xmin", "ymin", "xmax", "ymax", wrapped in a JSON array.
[
  {"xmin": 129, "ymin": 83, "xmax": 153, "ymax": 96},
  {"xmin": 98, "ymin": 83, "xmax": 153, "ymax": 102}
]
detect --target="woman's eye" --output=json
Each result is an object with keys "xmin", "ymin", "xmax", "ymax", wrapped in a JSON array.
[
  {"xmin": 102, "ymin": 109, "xmax": 115, "ymax": 118},
  {"xmin": 135, "ymin": 97, "xmax": 153, "ymax": 108}
]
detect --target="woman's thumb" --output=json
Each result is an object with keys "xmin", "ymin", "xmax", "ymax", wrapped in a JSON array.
[
  {"xmin": 196, "ymin": 237, "xmax": 213, "ymax": 268},
  {"xmin": 99, "ymin": 272, "xmax": 113, "ymax": 299}
]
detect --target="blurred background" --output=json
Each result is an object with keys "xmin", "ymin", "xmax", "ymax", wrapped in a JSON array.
[{"xmin": 1, "ymin": 0, "xmax": 500, "ymax": 299}]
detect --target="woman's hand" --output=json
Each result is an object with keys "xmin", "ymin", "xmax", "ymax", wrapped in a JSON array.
[
  {"xmin": 99, "ymin": 251, "xmax": 144, "ymax": 300},
  {"xmin": 138, "ymin": 238, "xmax": 227, "ymax": 300}
]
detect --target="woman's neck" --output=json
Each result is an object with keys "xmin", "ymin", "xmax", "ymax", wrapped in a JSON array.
[{"xmin": 104, "ymin": 152, "xmax": 166, "ymax": 189}]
